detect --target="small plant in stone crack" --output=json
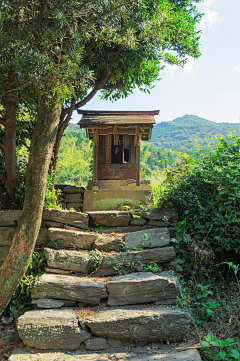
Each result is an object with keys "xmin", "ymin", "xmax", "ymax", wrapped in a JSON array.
[
  {"xmin": 112, "ymin": 263, "xmax": 126, "ymax": 275},
  {"xmin": 144, "ymin": 262, "xmax": 162, "ymax": 273},
  {"xmin": 88, "ymin": 249, "xmax": 103, "ymax": 273},
  {"xmin": 47, "ymin": 240, "xmax": 61, "ymax": 248},
  {"xmin": 119, "ymin": 244, "xmax": 129, "ymax": 252}
]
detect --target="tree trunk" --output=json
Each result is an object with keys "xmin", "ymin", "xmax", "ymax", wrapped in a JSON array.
[
  {"xmin": 0, "ymin": 93, "xmax": 60, "ymax": 316},
  {"xmin": 1, "ymin": 72, "xmax": 19, "ymax": 199}
]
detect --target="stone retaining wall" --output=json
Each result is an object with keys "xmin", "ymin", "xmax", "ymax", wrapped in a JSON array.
[{"xmin": 0, "ymin": 207, "xmax": 178, "ymax": 266}]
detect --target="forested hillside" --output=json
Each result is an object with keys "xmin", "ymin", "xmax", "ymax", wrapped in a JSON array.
[{"xmin": 151, "ymin": 114, "xmax": 240, "ymax": 152}]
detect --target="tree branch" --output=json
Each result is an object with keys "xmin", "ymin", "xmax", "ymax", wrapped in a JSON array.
[{"xmin": 0, "ymin": 81, "xmax": 31, "ymax": 99}]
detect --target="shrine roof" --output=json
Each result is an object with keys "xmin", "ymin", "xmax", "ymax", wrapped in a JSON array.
[{"xmin": 77, "ymin": 110, "xmax": 159, "ymax": 127}]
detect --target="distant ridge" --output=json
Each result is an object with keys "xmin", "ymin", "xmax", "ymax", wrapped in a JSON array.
[{"xmin": 151, "ymin": 115, "xmax": 240, "ymax": 152}]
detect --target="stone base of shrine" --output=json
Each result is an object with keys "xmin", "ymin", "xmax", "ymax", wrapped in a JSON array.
[
  {"xmin": 87, "ymin": 179, "xmax": 152, "ymax": 191},
  {"xmin": 83, "ymin": 189, "xmax": 153, "ymax": 211}
]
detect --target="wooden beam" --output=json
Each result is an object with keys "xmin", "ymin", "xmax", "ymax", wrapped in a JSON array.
[{"xmin": 136, "ymin": 130, "xmax": 140, "ymax": 187}]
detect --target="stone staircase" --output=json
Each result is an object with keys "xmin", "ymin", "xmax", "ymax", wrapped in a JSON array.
[{"xmin": 8, "ymin": 210, "xmax": 202, "ymax": 360}]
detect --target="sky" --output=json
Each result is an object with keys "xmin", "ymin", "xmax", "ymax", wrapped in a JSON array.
[{"xmin": 72, "ymin": 0, "xmax": 240, "ymax": 125}]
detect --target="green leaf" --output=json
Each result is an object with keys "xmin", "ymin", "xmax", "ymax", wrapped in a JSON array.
[
  {"xmin": 206, "ymin": 332, "xmax": 215, "ymax": 342},
  {"xmin": 223, "ymin": 338, "xmax": 235, "ymax": 347},
  {"xmin": 218, "ymin": 351, "xmax": 227, "ymax": 359},
  {"xmin": 230, "ymin": 349, "xmax": 240, "ymax": 359}
]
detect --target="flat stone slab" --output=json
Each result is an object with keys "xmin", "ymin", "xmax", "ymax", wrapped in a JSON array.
[
  {"xmin": 87, "ymin": 211, "xmax": 130, "ymax": 227},
  {"xmin": 85, "ymin": 307, "xmax": 190, "ymax": 342},
  {"xmin": 64, "ymin": 193, "xmax": 83, "ymax": 203},
  {"xmin": 0, "ymin": 227, "xmax": 15, "ymax": 246},
  {"xmin": 63, "ymin": 185, "xmax": 85, "ymax": 194},
  {"xmin": 0, "ymin": 226, "xmax": 48, "ymax": 247},
  {"xmin": 44, "ymin": 248, "xmax": 90, "ymax": 273},
  {"xmin": 100, "ymin": 247, "xmax": 176, "ymax": 269},
  {"xmin": 43, "ymin": 208, "xmax": 89, "ymax": 229},
  {"xmin": 130, "ymin": 209, "xmax": 178, "ymax": 223},
  {"xmin": 48, "ymin": 227, "xmax": 97, "ymax": 249},
  {"xmin": 32, "ymin": 298, "xmax": 76, "ymax": 308},
  {"xmin": 84, "ymin": 337, "xmax": 108, "ymax": 350},
  {"xmin": 93, "ymin": 236, "xmax": 126, "ymax": 251},
  {"xmin": 17, "ymin": 309, "xmax": 90, "ymax": 350},
  {"xmin": 0, "ymin": 210, "xmax": 22, "ymax": 226},
  {"xmin": 124, "ymin": 228, "xmax": 170, "ymax": 249},
  {"xmin": 9, "ymin": 348, "xmax": 202, "ymax": 361},
  {"xmin": 106, "ymin": 271, "xmax": 182, "ymax": 306},
  {"xmin": 32, "ymin": 273, "xmax": 108, "ymax": 304}
]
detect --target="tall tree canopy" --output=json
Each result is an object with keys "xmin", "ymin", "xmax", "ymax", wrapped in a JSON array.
[{"xmin": 0, "ymin": 0, "xmax": 202, "ymax": 315}]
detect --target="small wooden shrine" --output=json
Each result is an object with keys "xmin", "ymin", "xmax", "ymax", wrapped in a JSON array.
[{"xmin": 78, "ymin": 110, "xmax": 159, "ymax": 189}]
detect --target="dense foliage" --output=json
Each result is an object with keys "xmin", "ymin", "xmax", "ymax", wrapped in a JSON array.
[
  {"xmin": 159, "ymin": 134, "xmax": 240, "ymax": 256},
  {"xmin": 151, "ymin": 115, "xmax": 240, "ymax": 153}
]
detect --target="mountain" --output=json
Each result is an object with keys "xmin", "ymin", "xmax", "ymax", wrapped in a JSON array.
[{"xmin": 151, "ymin": 115, "xmax": 240, "ymax": 153}]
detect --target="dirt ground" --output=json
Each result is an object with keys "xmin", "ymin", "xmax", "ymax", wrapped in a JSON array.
[{"xmin": 0, "ymin": 322, "xmax": 22, "ymax": 361}]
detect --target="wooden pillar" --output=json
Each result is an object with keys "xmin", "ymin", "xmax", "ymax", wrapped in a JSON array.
[
  {"xmin": 136, "ymin": 128, "xmax": 140, "ymax": 187},
  {"xmin": 93, "ymin": 128, "xmax": 99, "ymax": 187}
]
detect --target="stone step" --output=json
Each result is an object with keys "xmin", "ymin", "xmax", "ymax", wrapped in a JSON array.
[
  {"xmin": 44, "ymin": 246, "xmax": 176, "ymax": 274},
  {"xmin": 32, "ymin": 273, "xmax": 108, "ymax": 304},
  {"xmin": 87, "ymin": 211, "xmax": 131, "ymax": 227},
  {"xmin": 16, "ymin": 307, "xmax": 191, "ymax": 351},
  {"xmin": 9, "ymin": 348, "xmax": 202, "ymax": 360},
  {"xmin": 48, "ymin": 227, "xmax": 98, "ymax": 249},
  {"xmin": 85, "ymin": 306, "xmax": 190, "ymax": 342},
  {"xmin": 31, "ymin": 272, "xmax": 181, "ymax": 306},
  {"xmin": 124, "ymin": 228, "xmax": 170, "ymax": 249},
  {"xmin": 106, "ymin": 271, "xmax": 182, "ymax": 306},
  {"xmin": 17, "ymin": 309, "xmax": 90, "ymax": 350},
  {"xmin": 43, "ymin": 208, "xmax": 89, "ymax": 229}
]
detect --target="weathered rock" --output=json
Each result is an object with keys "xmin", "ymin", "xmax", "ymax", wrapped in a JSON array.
[
  {"xmin": 31, "ymin": 273, "xmax": 108, "ymax": 304},
  {"xmin": 0, "ymin": 227, "xmax": 15, "ymax": 246},
  {"xmin": 106, "ymin": 272, "xmax": 182, "ymax": 306},
  {"xmin": 0, "ymin": 210, "xmax": 22, "ymax": 226},
  {"xmin": 148, "ymin": 220, "xmax": 170, "ymax": 227},
  {"xmin": 43, "ymin": 220, "xmax": 64, "ymax": 228},
  {"xmin": 48, "ymin": 227, "xmax": 97, "ymax": 249},
  {"xmin": 92, "ymin": 267, "xmax": 133, "ymax": 277},
  {"xmin": 45, "ymin": 267, "xmax": 70, "ymax": 275},
  {"xmin": 85, "ymin": 307, "xmax": 190, "ymax": 342},
  {"xmin": 93, "ymin": 237, "xmax": 126, "ymax": 251},
  {"xmin": 84, "ymin": 337, "xmax": 108, "ymax": 350},
  {"xmin": 130, "ymin": 209, "xmax": 178, "ymax": 223},
  {"xmin": 88, "ymin": 211, "xmax": 130, "ymax": 227},
  {"xmin": 67, "ymin": 202, "xmax": 82, "ymax": 209},
  {"xmin": 0, "ymin": 246, "xmax": 9, "ymax": 265},
  {"xmin": 98, "ymin": 226, "xmax": 148, "ymax": 234},
  {"xmin": 8, "ymin": 348, "xmax": 202, "ymax": 361},
  {"xmin": 130, "ymin": 218, "xmax": 147, "ymax": 226},
  {"xmin": 44, "ymin": 248, "xmax": 90, "ymax": 273},
  {"xmin": 63, "ymin": 185, "xmax": 85, "ymax": 194},
  {"xmin": 32, "ymin": 298, "xmax": 76, "ymax": 308},
  {"xmin": 36, "ymin": 227, "xmax": 49, "ymax": 246},
  {"xmin": 64, "ymin": 193, "xmax": 83, "ymax": 203},
  {"xmin": 100, "ymin": 247, "xmax": 176, "ymax": 269},
  {"xmin": 0, "ymin": 226, "xmax": 47, "ymax": 247},
  {"xmin": 43, "ymin": 208, "xmax": 89, "ymax": 229},
  {"xmin": 17, "ymin": 309, "xmax": 89, "ymax": 350},
  {"xmin": 124, "ymin": 228, "xmax": 170, "ymax": 250}
]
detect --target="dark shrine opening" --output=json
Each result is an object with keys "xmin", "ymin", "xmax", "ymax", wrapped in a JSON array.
[{"xmin": 111, "ymin": 134, "xmax": 123, "ymax": 164}]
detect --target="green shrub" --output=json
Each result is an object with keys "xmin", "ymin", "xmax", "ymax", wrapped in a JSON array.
[{"xmin": 158, "ymin": 135, "xmax": 240, "ymax": 256}]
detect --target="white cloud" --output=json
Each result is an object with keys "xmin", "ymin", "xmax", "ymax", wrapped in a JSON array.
[
  {"xmin": 200, "ymin": 9, "xmax": 219, "ymax": 29},
  {"xmin": 203, "ymin": 0, "xmax": 214, "ymax": 7},
  {"xmin": 183, "ymin": 57, "xmax": 199, "ymax": 73},
  {"xmin": 233, "ymin": 64, "xmax": 240, "ymax": 72},
  {"xmin": 165, "ymin": 64, "xmax": 178, "ymax": 77}
]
